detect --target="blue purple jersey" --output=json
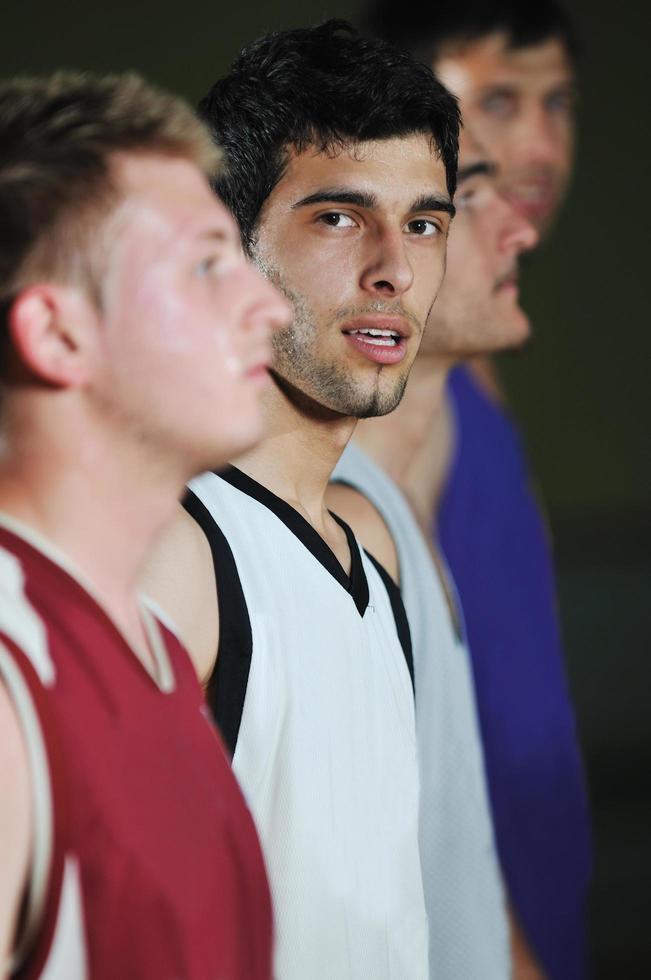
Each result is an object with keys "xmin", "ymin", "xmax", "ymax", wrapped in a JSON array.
[{"xmin": 437, "ymin": 364, "xmax": 592, "ymax": 980}]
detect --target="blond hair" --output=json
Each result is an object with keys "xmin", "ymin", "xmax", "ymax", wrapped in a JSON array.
[{"xmin": 0, "ymin": 71, "xmax": 220, "ymax": 311}]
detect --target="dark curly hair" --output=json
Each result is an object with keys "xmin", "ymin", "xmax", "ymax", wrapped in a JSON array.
[
  {"xmin": 198, "ymin": 20, "xmax": 460, "ymax": 252},
  {"xmin": 359, "ymin": 0, "xmax": 578, "ymax": 70}
]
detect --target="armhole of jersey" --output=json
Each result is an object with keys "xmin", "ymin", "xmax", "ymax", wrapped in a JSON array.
[
  {"xmin": 0, "ymin": 638, "xmax": 65, "ymax": 976},
  {"xmin": 182, "ymin": 489, "xmax": 252, "ymax": 758},
  {"xmin": 364, "ymin": 552, "xmax": 415, "ymax": 694}
]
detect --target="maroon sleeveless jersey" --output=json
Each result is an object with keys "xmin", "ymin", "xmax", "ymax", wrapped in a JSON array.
[{"xmin": 0, "ymin": 519, "xmax": 272, "ymax": 980}]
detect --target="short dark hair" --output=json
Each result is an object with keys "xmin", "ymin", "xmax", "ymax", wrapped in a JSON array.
[
  {"xmin": 0, "ymin": 71, "xmax": 219, "ymax": 315},
  {"xmin": 360, "ymin": 0, "xmax": 579, "ymax": 69},
  {"xmin": 198, "ymin": 19, "xmax": 460, "ymax": 252}
]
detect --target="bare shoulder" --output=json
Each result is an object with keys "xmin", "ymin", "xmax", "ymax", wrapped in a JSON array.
[
  {"xmin": 0, "ymin": 677, "xmax": 32, "ymax": 975},
  {"xmin": 326, "ymin": 482, "xmax": 399, "ymax": 585},
  {"xmin": 141, "ymin": 503, "xmax": 219, "ymax": 687},
  {"xmin": 508, "ymin": 903, "xmax": 548, "ymax": 980}
]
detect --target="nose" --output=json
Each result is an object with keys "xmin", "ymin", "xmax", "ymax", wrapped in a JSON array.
[
  {"xmin": 513, "ymin": 102, "xmax": 563, "ymax": 168},
  {"xmin": 498, "ymin": 195, "xmax": 539, "ymax": 255},
  {"xmin": 359, "ymin": 228, "xmax": 414, "ymax": 298},
  {"xmin": 242, "ymin": 263, "xmax": 292, "ymax": 335}
]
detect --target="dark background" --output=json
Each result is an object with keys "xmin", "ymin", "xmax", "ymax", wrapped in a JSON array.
[{"xmin": 3, "ymin": 0, "xmax": 649, "ymax": 974}]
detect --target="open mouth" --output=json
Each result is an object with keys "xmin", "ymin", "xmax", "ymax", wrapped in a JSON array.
[
  {"xmin": 495, "ymin": 276, "xmax": 518, "ymax": 293},
  {"xmin": 341, "ymin": 327, "xmax": 408, "ymax": 365},
  {"xmin": 343, "ymin": 328, "xmax": 401, "ymax": 347},
  {"xmin": 505, "ymin": 183, "xmax": 556, "ymax": 220}
]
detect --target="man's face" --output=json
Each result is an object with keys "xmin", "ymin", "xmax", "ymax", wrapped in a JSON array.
[
  {"xmin": 252, "ymin": 134, "xmax": 453, "ymax": 418},
  {"xmin": 92, "ymin": 153, "xmax": 288, "ymax": 471},
  {"xmin": 423, "ymin": 132, "xmax": 538, "ymax": 358},
  {"xmin": 437, "ymin": 32, "xmax": 576, "ymax": 236}
]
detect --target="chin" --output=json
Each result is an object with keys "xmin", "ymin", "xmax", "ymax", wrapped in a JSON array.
[
  {"xmin": 506, "ymin": 313, "xmax": 532, "ymax": 349},
  {"xmin": 526, "ymin": 188, "xmax": 569, "ymax": 240},
  {"xmin": 487, "ymin": 297, "xmax": 532, "ymax": 351},
  {"xmin": 205, "ymin": 420, "xmax": 265, "ymax": 471},
  {"xmin": 230, "ymin": 423, "xmax": 266, "ymax": 457}
]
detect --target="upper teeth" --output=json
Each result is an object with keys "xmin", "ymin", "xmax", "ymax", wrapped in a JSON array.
[{"xmin": 348, "ymin": 328, "xmax": 399, "ymax": 337}]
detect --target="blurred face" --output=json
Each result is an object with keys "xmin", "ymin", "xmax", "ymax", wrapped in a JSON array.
[
  {"xmin": 437, "ymin": 33, "xmax": 576, "ymax": 236},
  {"xmin": 253, "ymin": 134, "xmax": 453, "ymax": 418},
  {"xmin": 423, "ymin": 132, "xmax": 538, "ymax": 358},
  {"xmin": 92, "ymin": 153, "xmax": 288, "ymax": 472}
]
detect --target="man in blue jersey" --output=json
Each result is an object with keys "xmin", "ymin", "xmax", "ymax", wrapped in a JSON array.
[{"xmin": 357, "ymin": 2, "xmax": 591, "ymax": 978}]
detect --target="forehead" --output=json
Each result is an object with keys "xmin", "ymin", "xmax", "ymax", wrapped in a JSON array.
[
  {"xmin": 109, "ymin": 152, "xmax": 238, "ymax": 255},
  {"xmin": 437, "ymin": 32, "xmax": 574, "ymax": 98},
  {"xmin": 267, "ymin": 134, "xmax": 448, "ymax": 209},
  {"xmin": 458, "ymin": 126, "xmax": 488, "ymax": 167}
]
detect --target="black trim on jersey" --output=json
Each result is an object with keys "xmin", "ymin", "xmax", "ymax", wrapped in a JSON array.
[
  {"xmin": 365, "ymin": 551, "xmax": 415, "ymax": 693},
  {"xmin": 329, "ymin": 513, "xmax": 370, "ymax": 616},
  {"xmin": 218, "ymin": 466, "xmax": 370, "ymax": 616},
  {"xmin": 183, "ymin": 489, "xmax": 251, "ymax": 756}
]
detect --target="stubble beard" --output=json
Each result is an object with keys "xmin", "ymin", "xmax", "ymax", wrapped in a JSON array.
[{"xmin": 254, "ymin": 255, "xmax": 410, "ymax": 419}]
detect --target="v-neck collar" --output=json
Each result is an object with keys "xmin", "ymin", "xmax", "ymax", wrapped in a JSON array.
[
  {"xmin": 0, "ymin": 513, "xmax": 176, "ymax": 693},
  {"xmin": 217, "ymin": 465, "xmax": 369, "ymax": 616}
]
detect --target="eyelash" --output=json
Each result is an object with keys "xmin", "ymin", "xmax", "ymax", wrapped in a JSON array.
[
  {"xmin": 406, "ymin": 218, "xmax": 441, "ymax": 237},
  {"xmin": 546, "ymin": 92, "xmax": 574, "ymax": 113},
  {"xmin": 196, "ymin": 256, "xmax": 218, "ymax": 277},
  {"xmin": 456, "ymin": 188, "xmax": 476, "ymax": 210},
  {"xmin": 317, "ymin": 212, "xmax": 356, "ymax": 228},
  {"xmin": 482, "ymin": 93, "xmax": 515, "ymax": 118},
  {"xmin": 316, "ymin": 212, "xmax": 441, "ymax": 236},
  {"xmin": 482, "ymin": 92, "xmax": 574, "ymax": 118}
]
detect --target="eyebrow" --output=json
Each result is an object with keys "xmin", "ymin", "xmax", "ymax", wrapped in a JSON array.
[
  {"xmin": 291, "ymin": 187, "xmax": 456, "ymax": 218},
  {"xmin": 410, "ymin": 194, "xmax": 456, "ymax": 218},
  {"xmin": 195, "ymin": 228, "xmax": 231, "ymax": 243},
  {"xmin": 457, "ymin": 161, "xmax": 496, "ymax": 183},
  {"xmin": 479, "ymin": 78, "xmax": 576, "ymax": 97},
  {"xmin": 478, "ymin": 83, "xmax": 517, "ymax": 96}
]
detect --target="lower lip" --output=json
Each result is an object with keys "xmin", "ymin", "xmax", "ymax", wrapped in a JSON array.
[
  {"xmin": 245, "ymin": 365, "xmax": 271, "ymax": 384},
  {"xmin": 343, "ymin": 333, "xmax": 407, "ymax": 365},
  {"xmin": 496, "ymin": 281, "xmax": 519, "ymax": 295},
  {"xmin": 507, "ymin": 192, "xmax": 555, "ymax": 222}
]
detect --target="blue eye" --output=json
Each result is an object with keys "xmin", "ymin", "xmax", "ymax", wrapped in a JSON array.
[
  {"xmin": 546, "ymin": 90, "xmax": 575, "ymax": 114},
  {"xmin": 482, "ymin": 91, "xmax": 516, "ymax": 119},
  {"xmin": 456, "ymin": 189, "xmax": 476, "ymax": 210},
  {"xmin": 196, "ymin": 257, "xmax": 215, "ymax": 277}
]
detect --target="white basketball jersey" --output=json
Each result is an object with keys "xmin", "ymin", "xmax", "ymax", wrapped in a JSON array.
[
  {"xmin": 333, "ymin": 443, "xmax": 510, "ymax": 979},
  {"xmin": 186, "ymin": 466, "xmax": 429, "ymax": 980}
]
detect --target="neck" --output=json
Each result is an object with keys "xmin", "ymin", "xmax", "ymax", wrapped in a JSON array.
[
  {"xmin": 0, "ymin": 397, "xmax": 188, "ymax": 640},
  {"xmin": 233, "ymin": 379, "xmax": 356, "ymax": 528},
  {"xmin": 352, "ymin": 353, "xmax": 455, "ymax": 524}
]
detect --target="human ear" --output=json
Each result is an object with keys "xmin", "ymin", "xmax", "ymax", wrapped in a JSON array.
[{"xmin": 7, "ymin": 284, "xmax": 96, "ymax": 387}]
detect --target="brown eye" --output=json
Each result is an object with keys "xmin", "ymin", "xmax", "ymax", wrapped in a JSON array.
[
  {"xmin": 405, "ymin": 218, "xmax": 439, "ymax": 237},
  {"xmin": 317, "ymin": 212, "xmax": 355, "ymax": 228}
]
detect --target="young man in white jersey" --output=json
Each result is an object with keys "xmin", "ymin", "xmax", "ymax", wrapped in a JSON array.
[
  {"xmin": 328, "ymin": 130, "xmax": 542, "ymax": 979},
  {"xmin": 0, "ymin": 72, "xmax": 288, "ymax": 978},
  {"xmin": 143, "ymin": 20, "xmax": 459, "ymax": 980}
]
